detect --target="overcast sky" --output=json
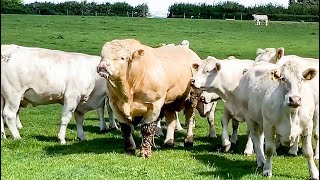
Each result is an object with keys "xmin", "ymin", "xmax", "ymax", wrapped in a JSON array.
[{"xmin": 23, "ymin": 0, "xmax": 289, "ymax": 15}]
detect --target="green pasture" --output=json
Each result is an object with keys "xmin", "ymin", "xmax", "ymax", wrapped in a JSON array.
[{"xmin": 1, "ymin": 14, "xmax": 319, "ymax": 180}]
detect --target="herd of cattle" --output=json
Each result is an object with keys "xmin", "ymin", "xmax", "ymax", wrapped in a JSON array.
[{"xmin": 1, "ymin": 39, "xmax": 319, "ymax": 179}]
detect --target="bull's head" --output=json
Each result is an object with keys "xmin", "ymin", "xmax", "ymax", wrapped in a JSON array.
[
  {"xmin": 255, "ymin": 47, "xmax": 284, "ymax": 64},
  {"xmin": 97, "ymin": 40, "xmax": 144, "ymax": 80}
]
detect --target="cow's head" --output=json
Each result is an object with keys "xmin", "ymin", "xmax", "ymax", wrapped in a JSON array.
[
  {"xmin": 97, "ymin": 39, "xmax": 144, "ymax": 80},
  {"xmin": 270, "ymin": 61, "xmax": 316, "ymax": 108},
  {"xmin": 255, "ymin": 47, "xmax": 284, "ymax": 64},
  {"xmin": 190, "ymin": 56, "xmax": 222, "ymax": 92}
]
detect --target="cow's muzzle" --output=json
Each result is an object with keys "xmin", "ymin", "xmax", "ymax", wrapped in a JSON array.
[{"xmin": 288, "ymin": 95, "xmax": 301, "ymax": 108}]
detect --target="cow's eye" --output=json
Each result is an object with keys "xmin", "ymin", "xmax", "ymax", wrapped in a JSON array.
[
  {"xmin": 280, "ymin": 77, "xmax": 285, "ymax": 82},
  {"xmin": 121, "ymin": 57, "xmax": 125, "ymax": 60},
  {"xmin": 300, "ymin": 78, "xmax": 304, "ymax": 82}
]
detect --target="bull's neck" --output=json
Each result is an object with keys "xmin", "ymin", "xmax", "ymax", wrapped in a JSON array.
[{"xmin": 107, "ymin": 77, "xmax": 132, "ymax": 102}]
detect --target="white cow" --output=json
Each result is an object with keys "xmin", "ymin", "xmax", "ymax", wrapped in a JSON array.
[
  {"xmin": 1, "ymin": 44, "xmax": 117, "ymax": 144},
  {"xmin": 255, "ymin": 47, "xmax": 319, "ymax": 160},
  {"xmin": 191, "ymin": 58, "xmax": 319, "ymax": 179},
  {"xmin": 252, "ymin": 14, "xmax": 268, "ymax": 26},
  {"xmin": 191, "ymin": 56, "xmax": 255, "ymax": 154}
]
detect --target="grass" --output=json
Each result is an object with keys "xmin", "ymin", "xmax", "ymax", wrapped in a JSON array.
[{"xmin": 1, "ymin": 14, "xmax": 319, "ymax": 180}]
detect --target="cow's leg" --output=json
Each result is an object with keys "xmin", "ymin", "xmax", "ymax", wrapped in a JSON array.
[
  {"xmin": 313, "ymin": 105, "xmax": 319, "ymax": 160},
  {"xmin": 140, "ymin": 99, "xmax": 164, "ymax": 158},
  {"xmin": 155, "ymin": 119, "xmax": 164, "ymax": 137},
  {"xmin": 163, "ymin": 110, "xmax": 176, "ymax": 147},
  {"xmin": 244, "ymin": 127, "xmax": 254, "ymax": 155},
  {"xmin": 16, "ymin": 112, "xmax": 23, "ymax": 129},
  {"xmin": 230, "ymin": 119, "xmax": 239, "ymax": 144},
  {"xmin": 58, "ymin": 94, "xmax": 80, "ymax": 144},
  {"xmin": 175, "ymin": 112, "xmax": 184, "ymax": 131},
  {"xmin": 221, "ymin": 108, "xmax": 232, "ymax": 152},
  {"xmin": 247, "ymin": 120, "xmax": 265, "ymax": 168},
  {"xmin": 106, "ymin": 97, "xmax": 118, "ymax": 130},
  {"xmin": 1, "ymin": 95, "xmax": 6, "ymax": 139},
  {"xmin": 263, "ymin": 124, "xmax": 274, "ymax": 177},
  {"xmin": 184, "ymin": 101, "xmax": 195, "ymax": 147},
  {"xmin": 97, "ymin": 100, "xmax": 107, "ymax": 133},
  {"xmin": 120, "ymin": 122, "xmax": 136, "ymax": 155},
  {"xmin": 302, "ymin": 127, "xmax": 319, "ymax": 180},
  {"xmin": 74, "ymin": 111, "xmax": 86, "ymax": 141},
  {"xmin": 2, "ymin": 93, "xmax": 21, "ymax": 140},
  {"xmin": 207, "ymin": 101, "xmax": 217, "ymax": 138},
  {"xmin": 288, "ymin": 136, "xmax": 299, "ymax": 156}
]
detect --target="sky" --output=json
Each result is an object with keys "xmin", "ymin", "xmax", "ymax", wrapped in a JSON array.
[{"xmin": 23, "ymin": 0, "xmax": 289, "ymax": 16}]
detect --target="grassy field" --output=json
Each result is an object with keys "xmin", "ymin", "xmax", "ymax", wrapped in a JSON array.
[{"xmin": 1, "ymin": 14, "xmax": 319, "ymax": 180}]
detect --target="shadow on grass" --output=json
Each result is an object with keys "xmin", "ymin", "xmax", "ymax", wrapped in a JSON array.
[{"xmin": 193, "ymin": 153, "xmax": 256, "ymax": 179}]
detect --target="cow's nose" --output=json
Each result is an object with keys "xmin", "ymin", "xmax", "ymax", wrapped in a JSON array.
[
  {"xmin": 200, "ymin": 96, "xmax": 205, "ymax": 103},
  {"xmin": 288, "ymin": 96, "xmax": 301, "ymax": 107},
  {"xmin": 97, "ymin": 66, "xmax": 105, "ymax": 73}
]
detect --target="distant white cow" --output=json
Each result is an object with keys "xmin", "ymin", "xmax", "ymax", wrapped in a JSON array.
[
  {"xmin": 255, "ymin": 47, "xmax": 319, "ymax": 160},
  {"xmin": 252, "ymin": 14, "xmax": 268, "ymax": 26},
  {"xmin": 1, "ymin": 44, "xmax": 117, "ymax": 144}
]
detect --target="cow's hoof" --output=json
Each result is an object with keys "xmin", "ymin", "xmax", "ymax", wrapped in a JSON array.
[
  {"xmin": 263, "ymin": 170, "xmax": 272, "ymax": 177},
  {"xmin": 224, "ymin": 144, "xmax": 231, "ymax": 152},
  {"xmin": 100, "ymin": 129, "xmax": 108, "ymax": 133},
  {"xmin": 108, "ymin": 127, "xmax": 118, "ymax": 131},
  {"xmin": 163, "ymin": 139, "xmax": 175, "ymax": 148},
  {"xmin": 140, "ymin": 149, "xmax": 152, "ymax": 158},
  {"xmin": 77, "ymin": 137, "xmax": 86, "ymax": 142},
  {"xmin": 184, "ymin": 136, "xmax": 194, "ymax": 147},
  {"xmin": 314, "ymin": 155, "xmax": 319, "ymax": 160}
]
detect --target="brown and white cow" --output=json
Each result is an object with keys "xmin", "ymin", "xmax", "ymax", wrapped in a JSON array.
[
  {"xmin": 1, "ymin": 44, "xmax": 117, "ymax": 143},
  {"xmin": 255, "ymin": 47, "xmax": 319, "ymax": 160},
  {"xmin": 97, "ymin": 39, "xmax": 201, "ymax": 158}
]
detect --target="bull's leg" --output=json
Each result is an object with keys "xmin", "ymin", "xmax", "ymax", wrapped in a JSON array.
[
  {"xmin": 302, "ymin": 128, "xmax": 319, "ymax": 180},
  {"xmin": 106, "ymin": 96, "xmax": 118, "ymax": 130},
  {"xmin": 288, "ymin": 136, "xmax": 299, "ymax": 156},
  {"xmin": 244, "ymin": 127, "xmax": 254, "ymax": 155},
  {"xmin": 2, "ymin": 94, "xmax": 21, "ymax": 140},
  {"xmin": 58, "ymin": 94, "xmax": 80, "ymax": 144},
  {"xmin": 207, "ymin": 101, "xmax": 217, "ymax": 138},
  {"xmin": 230, "ymin": 119, "xmax": 239, "ymax": 144},
  {"xmin": 97, "ymin": 100, "xmax": 107, "ymax": 133},
  {"xmin": 140, "ymin": 99, "xmax": 164, "ymax": 158},
  {"xmin": 175, "ymin": 112, "xmax": 184, "ymax": 131},
  {"xmin": 155, "ymin": 119, "xmax": 164, "ymax": 137},
  {"xmin": 184, "ymin": 102, "xmax": 195, "ymax": 147},
  {"xmin": 120, "ymin": 122, "xmax": 136, "ymax": 155},
  {"xmin": 163, "ymin": 110, "xmax": 177, "ymax": 147},
  {"xmin": 221, "ymin": 108, "xmax": 232, "ymax": 152},
  {"xmin": 263, "ymin": 124, "xmax": 274, "ymax": 177},
  {"xmin": 74, "ymin": 111, "xmax": 86, "ymax": 141},
  {"xmin": 313, "ymin": 105, "xmax": 319, "ymax": 160},
  {"xmin": 246, "ymin": 119, "xmax": 265, "ymax": 168}
]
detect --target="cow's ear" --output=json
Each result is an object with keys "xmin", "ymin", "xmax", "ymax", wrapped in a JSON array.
[
  {"xmin": 271, "ymin": 69, "xmax": 281, "ymax": 81},
  {"xmin": 132, "ymin": 49, "xmax": 144, "ymax": 60},
  {"xmin": 256, "ymin": 48, "xmax": 264, "ymax": 55},
  {"xmin": 192, "ymin": 63, "xmax": 199, "ymax": 71},
  {"xmin": 215, "ymin": 63, "xmax": 221, "ymax": 71},
  {"xmin": 303, "ymin": 68, "xmax": 317, "ymax": 80},
  {"xmin": 276, "ymin": 47, "xmax": 284, "ymax": 60}
]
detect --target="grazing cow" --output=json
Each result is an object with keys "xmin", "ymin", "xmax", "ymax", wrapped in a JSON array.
[
  {"xmin": 97, "ymin": 39, "xmax": 201, "ymax": 158},
  {"xmin": 190, "ymin": 56, "xmax": 255, "ymax": 154},
  {"xmin": 255, "ymin": 47, "xmax": 319, "ymax": 160},
  {"xmin": 252, "ymin": 14, "xmax": 268, "ymax": 26},
  {"xmin": 192, "ymin": 59, "xmax": 318, "ymax": 179},
  {"xmin": 1, "ymin": 44, "xmax": 117, "ymax": 143}
]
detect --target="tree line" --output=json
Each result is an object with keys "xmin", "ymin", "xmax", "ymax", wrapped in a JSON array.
[
  {"xmin": 1, "ymin": 0, "xmax": 148, "ymax": 17},
  {"xmin": 168, "ymin": 1, "xmax": 319, "ymax": 21},
  {"xmin": 1, "ymin": 0, "xmax": 319, "ymax": 22}
]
